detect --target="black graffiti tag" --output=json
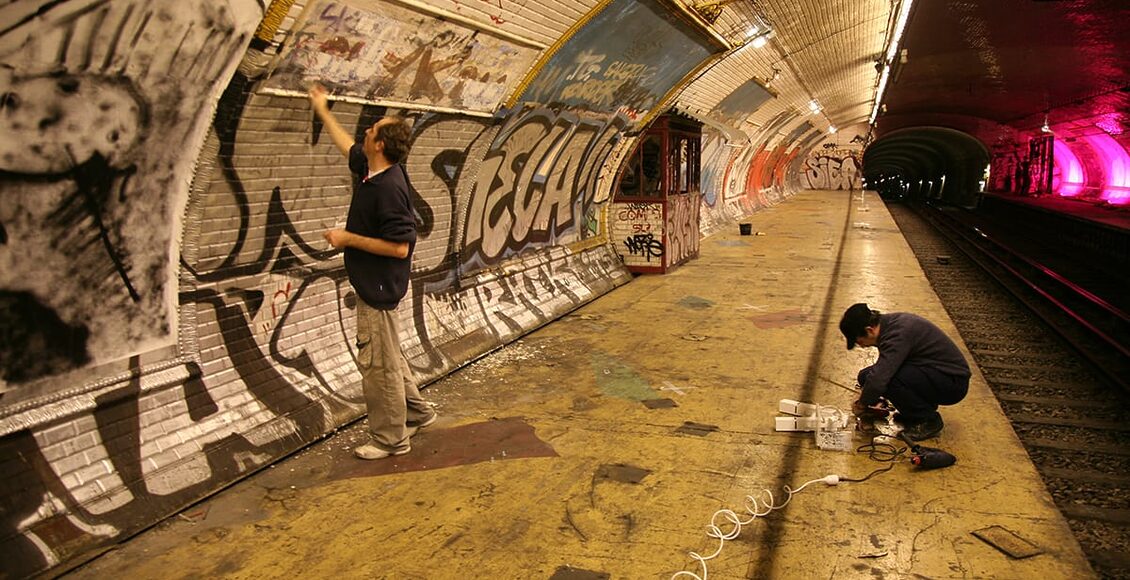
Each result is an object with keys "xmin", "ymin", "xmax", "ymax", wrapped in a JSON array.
[{"xmin": 624, "ymin": 233, "xmax": 664, "ymax": 262}]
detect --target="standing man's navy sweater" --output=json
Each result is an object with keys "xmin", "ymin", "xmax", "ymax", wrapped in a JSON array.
[{"xmin": 345, "ymin": 143, "xmax": 416, "ymax": 310}]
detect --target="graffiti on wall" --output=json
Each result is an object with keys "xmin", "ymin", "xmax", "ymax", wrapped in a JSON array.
[
  {"xmin": 612, "ymin": 202, "xmax": 664, "ymax": 265},
  {"xmin": 414, "ymin": 246, "xmax": 626, "ymax": 369},
  {"xmin": 265, "ymin": 0, "xmax": 537, "ymax": 112},
  {"xmin": 0, "ymin": 0, "xmax": 260, "ymax": 401},
  {"xmin": 517, "ymin": 0, "xmax": 721, "ymax": 125},
  {"xmin": 727, "ymin": 145, "xmax": 754, "ymax": 199},
  {"xmin": 700, "ymin": 130, "xmax": 730, "ymax": 207},
  {"xmin": 665, "ymin": 192, "xmax": 700, "ymax": 267},
  {"xmin": 1, "ymin": 58, "xmax": 634, "ymax": 575},
  {"xmin": 801, "ymin": 148, "xmax": 862, "ymax": 190},
  {"xmin": 461, "ymin": 106, "xmax": 623, "ymax": 271}
]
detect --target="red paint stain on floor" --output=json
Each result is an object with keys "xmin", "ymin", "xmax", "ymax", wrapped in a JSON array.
[{"xmin": 330, "ymin": 417, "xmax": 557, "ymax": 479}]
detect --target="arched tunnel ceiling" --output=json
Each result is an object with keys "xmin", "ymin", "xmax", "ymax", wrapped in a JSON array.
[
  {"xmin": 874, "ymin": 0, "xmax": 1130, "ymax": 145},
  {"xmin": 863, "ymin": 126, "xmax": 989, "ymax": 184}
]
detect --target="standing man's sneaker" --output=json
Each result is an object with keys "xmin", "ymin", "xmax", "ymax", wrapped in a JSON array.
[
  {"xmin": 354, "ymin": 444, "xmax": 410, "ymax": 460},
  {"xmin": 408, "ymin": 412, "xmax": 438, "ymax": 429},
  {"xmin": 898, "ymin": 412, "xmax": 944, "ymax": 441},
  {"xmin": 407, "ymin": 412, "xmax": 438, "ymax": 437}
]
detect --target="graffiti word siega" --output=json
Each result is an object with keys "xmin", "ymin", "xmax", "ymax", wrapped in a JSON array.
[
  {"xmin": 462, "ymin": 107, "xmax": 623, "ymax": 268},
  {"xmin": 624, "ymin": 233, "xmax": 664, "ymax": 262},
  {"xmin": 802, "ymin": 155, "xmax": 861, "ymax": 190}
]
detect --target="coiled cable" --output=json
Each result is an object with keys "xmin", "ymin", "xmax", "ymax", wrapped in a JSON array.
[{"xmin": 672, "ymin": 440, "xmax": 910, "ymax": 579}]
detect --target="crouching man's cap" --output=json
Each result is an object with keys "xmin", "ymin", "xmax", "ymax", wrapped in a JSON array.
[{"xmin": 839, "ymin": 303, "xmax": 876, "ymax": 350}]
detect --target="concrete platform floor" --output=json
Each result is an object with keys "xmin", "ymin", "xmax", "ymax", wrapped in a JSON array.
[{"xmin": 65, "ymin": 191, "xmax": 1095, "ymax": 579}]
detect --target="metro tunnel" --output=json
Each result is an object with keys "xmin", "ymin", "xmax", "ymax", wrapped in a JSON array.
[{"xmin": 1, "ymin": 0, "xmax": 1128, "ymax": 578}]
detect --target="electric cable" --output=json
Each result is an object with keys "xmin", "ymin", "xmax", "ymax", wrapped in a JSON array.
[
  {"xmin": 672, "ymin": 439, "xmax": 913, "ymax": 579},
  {"xmin": 670, "ymin": 475, "xmax": 844, "ymax": 580},
  {"xmin": 839, "ymin": 441, "xmax": 908, "ymax": 482}
]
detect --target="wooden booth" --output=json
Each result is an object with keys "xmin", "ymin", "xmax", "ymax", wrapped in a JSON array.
[{"xmin": 611, "ymin": 113, "xmax": 703, "ymax": 273}]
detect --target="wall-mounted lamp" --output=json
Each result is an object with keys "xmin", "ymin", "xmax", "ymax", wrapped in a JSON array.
[
  {"xmin": 828, "ymin": 126, "xmax": 837, "ymax": 134},
  {"xmin": 1040, "ymin": 114, "xmax": 1052, "ymax": 133},
  {"xmin": 808, "ymin": 99, "xmax": 822, "ymax": 113}
]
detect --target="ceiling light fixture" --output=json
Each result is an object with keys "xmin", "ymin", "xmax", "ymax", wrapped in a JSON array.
[{"xmin": 869, "ymin": 0, "xmax": 915, "ymax": 125}]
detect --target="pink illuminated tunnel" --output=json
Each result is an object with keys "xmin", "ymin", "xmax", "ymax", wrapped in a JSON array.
[
  {"xmin": 1052, "ymin": 139, "xmax": 1085, "ymax": 197},
  {"xmin": 1083, "ymin": 133, "xmax": 1130, "ymax": 205}
]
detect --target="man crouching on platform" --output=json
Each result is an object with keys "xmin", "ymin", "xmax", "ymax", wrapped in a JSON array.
[
  {"xmin": 839, "ymin": 303, "xmax": 970, "ymax": 440},
  {"xmin": 308, "ymin": 83, "xmax": 438, "ymax": 460}
]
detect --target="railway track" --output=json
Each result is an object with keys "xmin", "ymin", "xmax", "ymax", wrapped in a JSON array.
[{"xmin": 886, "ymin": 200, "xmax": 1130, "ymax": 580}]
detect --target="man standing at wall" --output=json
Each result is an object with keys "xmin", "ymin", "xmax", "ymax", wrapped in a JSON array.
[{"xmin": 308, "ymin": 84, "xmax": 437, "ymax": 460}]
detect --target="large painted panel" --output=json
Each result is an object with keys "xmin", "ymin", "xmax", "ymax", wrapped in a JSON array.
[
  {"xmin": 709, "ymin": 79, "xmax": 773, "ymax": 135},
  {"xmin": 0, "ymin": 0, "xmax": 261, "ymax": 403},
  {"xmin": 263, "ymin": 0, "xmax": 538, "ymax": 112},
  {"xmin": 516, "ymin": 0, "xmax": 720, "ymax": 126}
]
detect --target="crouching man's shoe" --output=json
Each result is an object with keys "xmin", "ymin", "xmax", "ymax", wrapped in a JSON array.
[{"xmin": 898, "ymin": 411, "xmax": 944, "ymax": 441}]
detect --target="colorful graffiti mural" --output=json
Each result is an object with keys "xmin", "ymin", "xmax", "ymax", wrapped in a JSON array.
[
  {"xmin": 264, "ymin": 0, "xmax": 538, "ymax": 112},
  {"xmin": 516, "ymin": 0, "xmax": 722, "ymax": 125},
  {"xmin": 801, "ymin": 148, "xmax": 863, "ymax": 191}
]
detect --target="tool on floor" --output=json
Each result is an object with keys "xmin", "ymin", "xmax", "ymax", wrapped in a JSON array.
[{"xmin": 897, "ymin": 430, "xmax": 956, "ymax": 470}]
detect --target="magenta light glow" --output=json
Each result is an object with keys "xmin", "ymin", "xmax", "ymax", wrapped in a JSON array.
[
  {"xmin": 1052, "ymin": 139, "xmax": 1085, "ymax": 197},
  {"xmin": 1083, "ymin": 133, "xmax": 1130, "ymax": 205}
]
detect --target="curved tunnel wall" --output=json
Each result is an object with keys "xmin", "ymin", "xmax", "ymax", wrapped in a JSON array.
[{"xmin": 0, "ymin": 1, "xmax": 826, "ymax": 574}]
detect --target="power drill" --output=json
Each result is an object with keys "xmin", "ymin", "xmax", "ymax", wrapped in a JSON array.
[{"xmin": 898, "ymin": 432, "xmax": 957, "ymax": 470}]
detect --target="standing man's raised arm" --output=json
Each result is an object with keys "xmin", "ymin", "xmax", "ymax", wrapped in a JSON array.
[{"xmin": 308, "ymin": 84, "xmax": 356, "ymax": 159}]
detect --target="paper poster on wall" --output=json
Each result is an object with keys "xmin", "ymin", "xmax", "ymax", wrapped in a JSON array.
[
  {"xmin": 0, "ymin": 0, "xmax": 262, "ymax": 403},
  {"xmin": 264, "ymin": 0, "xmax": 538, "ymax": 112},
  {"xmin": 515, "ymin": 0, "xmax": 722, "ymax": 125}
]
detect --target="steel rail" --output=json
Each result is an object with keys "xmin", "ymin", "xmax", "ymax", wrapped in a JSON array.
[{"xmin": 915, "ymin": 204, "xmax": 1130, "ymax": 390}]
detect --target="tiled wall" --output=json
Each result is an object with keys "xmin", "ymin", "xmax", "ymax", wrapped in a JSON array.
[{"xmin": 0, "ymin": 0, "xmax": 865, "ymax": 574}]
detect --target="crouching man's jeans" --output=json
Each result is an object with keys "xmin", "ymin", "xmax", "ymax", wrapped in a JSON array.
[{"xmin": 858, "ymin": 364, "xmax": 968, "ymax": 421}]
